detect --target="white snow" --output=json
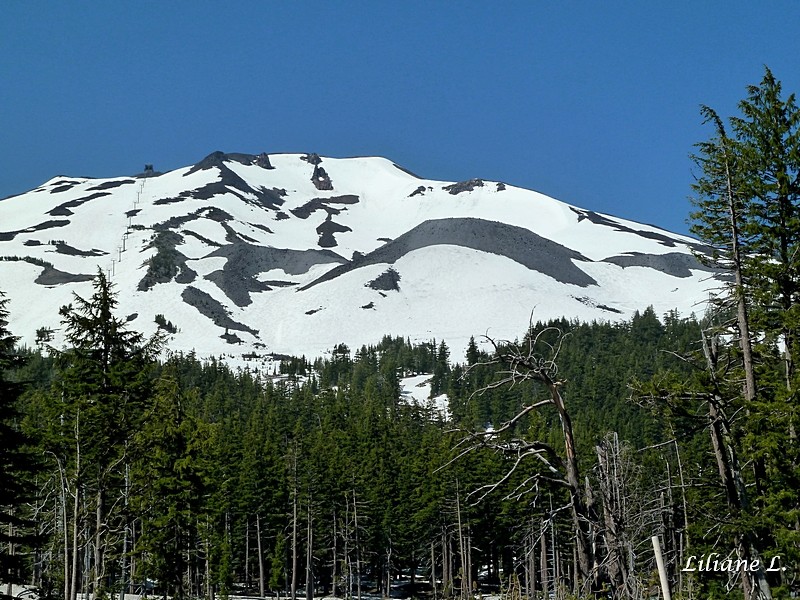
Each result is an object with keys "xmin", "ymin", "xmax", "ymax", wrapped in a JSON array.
[{"xmin": 0, "ymin": 152, "xmax": 716, "ymax": 366}]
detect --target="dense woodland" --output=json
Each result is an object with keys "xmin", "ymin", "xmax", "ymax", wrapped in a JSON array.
[{"xmin": 2, "ymin": 69, "xmax": 800, "ymax": 600}]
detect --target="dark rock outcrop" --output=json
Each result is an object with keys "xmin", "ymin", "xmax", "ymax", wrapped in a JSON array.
[
  {"xmin": 290, "ymin": 195, "xmax": 359, "ymax": 219},
  {"xmin": 312, "ymin": 165, "xmax": 333, "ymax": 191},
  {"xmin": 568, "ymin": 206, "xmax": 709, "ymax": 252},
  {"xmin": 367, "ymin": 268, "xmax": 401, "ymax": 292},
  {"xmin": 181, "ymin": 286, "xmax": 258, "ymax": 336},
  {"xmin": 443, "ymin": 178, "xmax": 484, "ymax": 195},
  {"xmin": 316, "ymin": 217, "xmax": 352, "ymax": 248},
  {"xmin": 301, "ymin": 153, "xmax": 323, "ymax": 165},
  {"xmin": 256, "ymin": 153, "xmax": 274, "ymax": 169},
  {"xmin": 204, "ymin": 243, "xmax": 347, "ymax": 307},
  {"xmin": 302, "ymin": 217, "xmax": 598, "ymax": 290},
  {"xmin": 602, "ymin": 252, "xmax": 715, "ymax": 278}
]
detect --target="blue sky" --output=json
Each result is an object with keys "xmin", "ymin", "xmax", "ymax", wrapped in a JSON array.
[{"xmin": 2, "ymin": 2, "xmax": 799, "ymax": 235}]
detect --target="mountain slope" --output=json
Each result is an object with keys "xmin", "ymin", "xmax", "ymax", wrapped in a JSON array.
[{"xmin": 0, "ymin": 152, "xmax": 716, "ymax": 365}]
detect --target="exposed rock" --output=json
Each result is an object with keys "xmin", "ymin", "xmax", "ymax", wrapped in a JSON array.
[
  {"xmin": 1, "ymin": 255, "xmax": 94, "ymax": 285},
  {"xmin": 186, "ymin": 151, "xmax": 229, "ymax": 174},
  {"xmin": 311, "ymin": 165, "xmax": 333, "ymax": 191},
  {"xmin": 53, "ymin": 242, "xmax": 106, "ymax": 257},
  {"xmin": 568, "ymin": 206, "xmax": 709, "ymax": 252},
  {"xmin": 602, "ymin": 252, "xmax": 715, "ymax": 278},
  {"xmin": 443, "ymin": 178, "xmax": 484, "ymax": 195},
  {"xmin": 496, "ymin": 182, "xmax": 506, "ymax": 191},
  {"xmin": 301, "ymin": 153, "xmax": 323, "ymax": 165},
  {"xmin": 87, "ymin": 179, "xmax": 135, "ymax": 191},
  {"xmin": 153, "ymin": 197, "xmax": 185, "ymax": 206},
  {"xmin": 302, "ymin": 217, "xmax": 598, "ymax": 290},
  {"xmin": 48, "ymin": 192, "xmax": 111, "ymax": 217},
  {"xmin": 263, "ymin": 280, "xmax": 296, "ymax": 287},
  {"xmin": 187, "ymin": 162, "xmax": 286, "ymax": 209},
  {"xmin": 221, "ymin": 331, "xmax": 243, "ymax": 345},
  {"xmin": 0, "ymin": 220, "xmax": 71, "ymax": 242},
  {"xmin": 204, "ymin": 243, "xmax": 347, "ymax": 307},
  {"xmin": 181, "ymin": 286, "xmax": 259, "ymax": 336},
  {"xmin": 256, "ymin": 153, "xmax": 274, "ymax": 169},
  {"xmin": 183, "ymin": 230, "xmax": 222, "ymax": 247},
  {"xmin": 221, "ymin": 222, "xmax": 258, "ymax": 244},
  {"xmin": 35, "ymin": 265, "xmax": 94, "ymax": 285},
  {"xmin": 205, "ymin": 269, "xmax": 272, "ymax": 307},
  {"xmin": 409, "ymin": 186, "xmax": 426, "ymax": 197},
  {"xmin": 316, "ymin": 217, "xmax": 352, "ymax": 248},
  {"xmin": 248, "ymin": 222, "xmax": 273, "ymax": 235},
  {"xmin": 50, "ymin": 184, "xmax": 79, "ymax": 194},
  {"xmin": 573, "ymin": 296, "xmax": 623, "ymax": 314},
  {"xmin": 291, "ymin": 195, "xmax": 359, "ymax": 219},
  {"xmin": 367, "ymin": 267, "xmax": 401, "ymax": 292},
  {"xmin": 138, "ymin": 230, "xmax": 197, "ymax": 291},
  {"xmin": 392, "ymin": 163, "xmax": 422, "ymax": 178}
]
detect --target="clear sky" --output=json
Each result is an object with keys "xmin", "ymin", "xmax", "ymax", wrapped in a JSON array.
[{"xmin": 2, "ymin": 2, "xmax": 799, "ymax": 235}]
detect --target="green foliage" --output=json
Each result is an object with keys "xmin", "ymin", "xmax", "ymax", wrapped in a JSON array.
[
  {"xmin": 138, "ymin": 230, "xmax": 182, "ymax": 291},
  {"xmin": 130, "ymin": 370, "xmax": 209, "ymax": 600},
  {"xmin": 660, "ymin": 67, "xmax": 800, "ymax": 597},
  {"xmin": 154, "ymin": 313, "xmax": 178, "ymax": 334},
  {"xmin": 0, "ymin": 292, "xmax": 37, "ymax": 590}
]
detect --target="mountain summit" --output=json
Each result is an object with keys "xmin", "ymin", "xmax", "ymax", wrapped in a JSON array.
[{"xmin": 0, "ymin": 151, "xmax": 714, "ymax": 365}]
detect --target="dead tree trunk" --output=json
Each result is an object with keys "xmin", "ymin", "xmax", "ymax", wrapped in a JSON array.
[
  {"xmin": 449, "ymin": 328, "xmax": 597, "ymax": 596},
  {"xmin": 702, "ymin": 331, "xmax": 772, "ymax": 600},
  {"xmin": 539, "ymin": 525, "xmax": 548, "ymax": 600},
  {"xmin": 291, "ymin": 485, "xmax": 298, "ymax": 600},
  {"xmin": 306, "ymin": 501, "xmax": 313, "ymax": 600},
  {"xmin": 595, "ymin": 434, "xmax": 629, "ymax": 594},
  {"xmin": 256, "ymin": 514, "xmax": 265, "ymax": 598},
  {"xmin": 331, "ymin": 512, "xmax": 339, "ymax": 599}
]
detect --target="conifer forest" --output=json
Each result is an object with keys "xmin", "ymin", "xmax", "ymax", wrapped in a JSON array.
[{"xmin": 3, "ymin": 70, "xmax": 800, "ymax": 600}]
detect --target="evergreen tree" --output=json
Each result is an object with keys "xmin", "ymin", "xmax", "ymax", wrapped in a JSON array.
[
  {"xmin": 130, "ymin": 370, "xmax": 208, "ymax": 600},
  {"xmin": 41, "ymin": 271, "xmax": 163, "ymax": 600},
  {"xmin": 654, "ymin": 67, "xmax": 800, "ymax": 599},
  {"xmin": 0, "ymin": 292, "xmax": 35, "ymax": 599}
]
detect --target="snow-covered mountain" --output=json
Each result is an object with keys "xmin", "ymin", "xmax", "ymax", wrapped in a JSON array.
[{"xmin": 0, "ymin": 151, "xmax": 715, "ymax": 365}]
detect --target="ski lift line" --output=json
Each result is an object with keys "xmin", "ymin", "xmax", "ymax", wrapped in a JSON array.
[{"xmin": 109, "ymin": 176, "xmax": 148, "ymax": 280}]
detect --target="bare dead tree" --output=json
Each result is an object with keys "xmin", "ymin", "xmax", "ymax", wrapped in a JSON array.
[{"xmin": 442, "ymin": 325, "xmax": 596, "ymax": 596}]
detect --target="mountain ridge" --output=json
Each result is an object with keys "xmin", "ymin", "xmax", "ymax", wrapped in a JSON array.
[{"xmin": 0, "ymin": 151, "xmax": 716, "ymax": 367}]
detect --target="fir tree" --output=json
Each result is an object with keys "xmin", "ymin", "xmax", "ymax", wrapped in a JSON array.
[
  {"xmin": 130, "ymin": 371, "xmax": 207, "ymax": 600},
  {"xmin": 0, "ymin": 292, "xmax": 35, "ymax": 599},
  {"xmin": 43, "ymin": 271, "xmax": 163, "ymax": 600}
]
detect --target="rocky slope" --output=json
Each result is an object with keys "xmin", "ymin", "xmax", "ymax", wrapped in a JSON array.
[{"xmin": 0, "ymin": 151, "xmax": 715, "ymax": 367}]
